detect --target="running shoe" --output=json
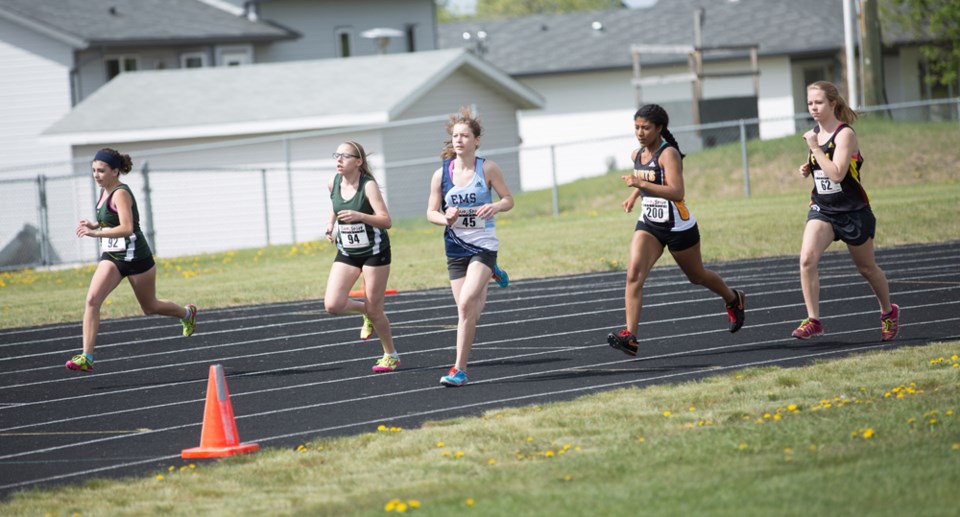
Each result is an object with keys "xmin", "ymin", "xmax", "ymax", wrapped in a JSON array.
[
  {"xmin": 66, "ymin": 354, "xmax": 93, "ymax": 372},
  {"xmin": 182, "ymin": 304, "xmax": 198, "ymax": 337},
  {"xmin": 492, "ymin": 264, "xmax": 509, "ymax": 288},
  {"xmin": 726, "ymin": 289, "xmax": 746, "ymax": 333},
  {"xmin": 440, "ymin": 367, "xmax": 468, "ymax": 387},
  {"xmin": 791, "ymin": 318, "xmax": 824, "ymax": 340},
  {"xmin": 881, "ymin": 304, "xmax": 900, "ymax": 342},
  {"xmin": 607, "ymin": 329, "xmax": 639, "ymax": 356},
  {"xmin": 372, "ymin": 354, "xmax": 400, "ymax": 373},
  {"xmin": 360, "ymin": 314, "xmax": 376, "ymax": 340}
]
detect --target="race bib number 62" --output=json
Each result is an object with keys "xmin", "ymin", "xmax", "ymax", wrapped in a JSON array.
[{"xmin": 813, "ymin": 170, "xmax": 842, "ymax": 195}]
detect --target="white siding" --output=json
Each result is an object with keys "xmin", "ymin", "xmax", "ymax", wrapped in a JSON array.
[
  {"xmin": 0, "ymin": 17, "xmax": 73, "ymax": 174},
  {"xmin": 256, "ymin": 0, "xmax": 437, "ymax": 62}
]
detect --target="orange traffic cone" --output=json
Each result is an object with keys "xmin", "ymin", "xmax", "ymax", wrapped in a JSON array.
[
  {"xmin": 181, "ymin": 364, "xmax": 259, "ymax": 459},
  {"xmin": 349, "ymin": 277, "xmax": 398, "ymax": 298}
]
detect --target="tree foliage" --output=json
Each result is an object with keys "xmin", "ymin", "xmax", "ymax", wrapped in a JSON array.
[
  {"xmin": 883, "ymin": 0, "xmax": 960, "ymax": 87},
  {"xmin": 436, "ymin": 0, "xmax": 620, "ymax": 22}
]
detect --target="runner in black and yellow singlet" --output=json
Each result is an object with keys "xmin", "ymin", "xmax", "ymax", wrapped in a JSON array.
[
  {"xmin": 793, "ymin": 81, "xmax": 898, "ymax": 342},
  {"xmin": 606, "ymin": 104, "xmax": 745, "ymax": 358}
]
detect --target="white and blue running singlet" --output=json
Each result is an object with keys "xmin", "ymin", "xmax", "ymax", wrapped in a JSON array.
[{"xmin": 441, "ymin": 157, "xmax": 499, "ymax": 257}]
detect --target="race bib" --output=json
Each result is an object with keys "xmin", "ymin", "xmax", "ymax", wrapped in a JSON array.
[
  {"xmin": 338, "ymin": 223, "xmax": 369, "ymax": 249},
  {"xmin": 642, "ymin": 197, "xmax": 670, "ymax": 223},
  {"xmin": 453, "ymin": 207, "xmax": 481, "ymax": 229},
  {"xmin": 813, "ymin": 169, "xmax": 842, "ymax": 195},
  {"xmin": 100, "ymin": 236, "xmax": 126, "ymax": 253}
]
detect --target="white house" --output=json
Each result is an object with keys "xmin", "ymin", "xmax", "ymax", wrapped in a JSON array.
[
  {"xmin": 0, "ymin": 0, "xmax": 439, "ymax": 178},
  {"xmin": 438, "ymin": 0, "xmax": 939, "ymax": 190},
  {"xmin": 38, "ymin": 49, "xmax": 543, "ymax": 260}
]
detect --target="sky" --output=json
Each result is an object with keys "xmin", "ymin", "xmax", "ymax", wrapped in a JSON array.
[{"xmin": 444, "ymin": 0, "xmax": 659, "ymax": 16}]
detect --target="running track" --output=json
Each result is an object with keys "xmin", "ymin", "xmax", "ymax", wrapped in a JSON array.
[{"xmin": 1, "ymin": 241, "xmax": 958, "ymax": 498}]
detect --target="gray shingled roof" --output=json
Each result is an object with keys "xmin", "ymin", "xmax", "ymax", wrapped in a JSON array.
[
  {"xmin": 438, "ymin": 0, "xmax": 852, "ymax": 76},
  {"xmin": 42, "ymin": 49, "xmax": 544, "ymax": 143},
  {"xmin": 0, "ymin": 0, "xmax": 293, "ymax": 47}
]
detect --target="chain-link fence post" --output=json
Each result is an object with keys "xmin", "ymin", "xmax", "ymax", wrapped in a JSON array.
[
  {"xmin": 261, "ymin": 168, "xmax": 271, "ymax": 246},
  {"xmin": 36, "ymin": 174, "xmax": 51, "ymax": 265},
  {"xmin": 550, "ymin": 145, "xmax": 559, "ymax": 216},
  {"xmin": 140, "ymin": 161, "xmax": 156, "ymax": 256},
  {"xmin": 284, "ymin": 137, "xmax": 297, "ymax": 243},
  {"xmin": 739, "ymin": 119, "xmax": 751, "ymax": 198}
]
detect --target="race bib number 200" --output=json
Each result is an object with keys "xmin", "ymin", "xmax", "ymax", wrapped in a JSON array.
[
  {"xmin": 642, "ymin": 197, "xmax": 670, "ymax": 223},
  {"xmin": 338, "ymin": 223, "xmax": 369, "ymax": 248}
]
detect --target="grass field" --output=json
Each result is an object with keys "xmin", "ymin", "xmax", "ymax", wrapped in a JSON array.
[{"xmin": 1, "ymin": 119, "xmax": 959, "ymax": 514}]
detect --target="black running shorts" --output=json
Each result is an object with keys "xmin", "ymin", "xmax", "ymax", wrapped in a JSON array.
[
  {"xmin": 334, "ymin": 248, "xmax": 391, "ymax": 268},
  {"xmin": 634, "ymin": 221, "xmax": 700, "ymax": 252},
  {"xmin": 807, "ymin": 207, "xmax": 876, "ymax": 246},
  {"xmin": 446, "ymin": 251, "xmax": 498, "ymax": 281},
  {"xmin": 100, "ymin": 254, "xmax": 155, "ymax": 277}
]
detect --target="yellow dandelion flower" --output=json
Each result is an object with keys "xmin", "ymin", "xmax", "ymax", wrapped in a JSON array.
[
  {"xmin": 396, "ymin": 503, "xmax": 408, "ymax": 513},
  {"xmin": 562, "ymin": 444, "xmax": 571, "ymax": 450},
  {"xmin": 929, "ymin": 419, "xmax": 938, "ymax": 425},
  {"xmin": 783, "ymin": 448, "xmax": 793, "ymax": 453},
  {"xmin": 763, "ymin": 413, "xmax": 771, "ymax": 419},
  {"xmin": 377, "ymin": 425, "xmax": 388, "ymax": 431},
  {"xmin": 787, "ymin": 404, "xmax": 798, "ymax": 411},
  {"xmin": 908, "ymin": 417, "xmax": 916, "ymax": 424},
  {"xmin": 946, "ymin": 410, "xmax": 954, "ymax": 416},
  {"xmin": 441, "ymin": 451, "xmax": 450, "ymax": 457},
  {"xmin": 436, "ymin": 441, "xmax": 445, "ymax": 448},
  {"xmin": 455, "ymin": 451, "xmax": 464, "ymax": 458},
  {"xmin": 155, "ymin": 474, "xmax": 164, "ymax": 481},
  {"xmin": 466, "ymin": 498, "xmax": 475, "ymax": 507},
  {"xmin": 180, "ymin": 466, "xmax": 188, "ymax": 472},
  {"xmin": 663, "ymin": 411, "xmax": 672, "ymax": 417},
  {"xmin": 952, "ymin": 444, "xmax": 959, "ymax": 450},
  {"xmin": 952, "ymin": 355, "xmax": 958, "ymax": 361},
  {"xmin": 488, "ymin": 458, "xmax": 496, "ymax": 465},
  {"xmin": 544, "ymin": 450, "xmax": 555, "ymax": 457},
  {"xmin": 862, "ymin": 428, "xmax": 874, "ymax": 439},
  {"xmin": 408, "ymin": 500, "xmax": 421, "ymax": 508},
  {"xmin": 527, "ymin": 436, "xmax": 533, "ymax": 442},
  {"xmin": 168, "ymin": 466, "xmax": 175, "ymax": 471},
  {"xmin": 688, "ymin": 406, "xmax": 696, "ymax": 412},
  {"xmin": 564, "ymin": 475, "xmax": 573, "ymax": 481},
  {"xmin": 735, "ymin": 375, "xmax": 743, "ymax": 379},
  {"xmin": 809, "ymin": 444, "xmax": 818, "ymax": 452},
  {"xmin": 637, "ymin": 437, "xmax": 646, "ymax": 443},
  {"xmin": 738, "ymin": 443, "xmax": 748, "ymax": 450},
  {"xmin": 773, "ymin": 414, "xmax": 782, "ymax": 421},
  {"xmin": 385, "ymin": 499, "xmax": 401, "ymax": 511}
]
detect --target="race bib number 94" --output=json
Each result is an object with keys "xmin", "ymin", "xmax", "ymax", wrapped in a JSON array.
[
  {"xmin": 453, "ymin": 207, "xmax": 480, "ymax": 229},
  {"xmin": 100, "ymin": 237, "xmax": 126, "ymax": 253},
  {"xmin": 813, "ymin": 169, "xmax": 842, "ymax": 195},
  {"xmin": 338, "ymin": 223, "xmax": 369, "ymax": 248},
  {"xmin": 642, "ymin": 197, "xmax": 670, "ymax": 223}
]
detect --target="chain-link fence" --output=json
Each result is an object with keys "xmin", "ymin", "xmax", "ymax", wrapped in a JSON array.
[{"xmin": 2, "ymin": 97, "xmax": 957, "ymax": 270}]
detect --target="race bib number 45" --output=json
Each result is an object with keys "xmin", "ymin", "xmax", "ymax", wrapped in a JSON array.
[
  {"xmin": 642, "ymin": 197, "xmax": 670, "ymax": 223},
  {"xmin": 453, "ymin": 207, "xmax": 480, "ymax": 229},
  {"xmin": 338, "ymin": 223, "xmax": 369, "ymax": 248},
  {"xmin": 100, "ymin": 237, "xmax": 126, "ymax": 253},
  {"xmin": 813, "ymin": 169, "xmax": 842, "ymax": 195}
]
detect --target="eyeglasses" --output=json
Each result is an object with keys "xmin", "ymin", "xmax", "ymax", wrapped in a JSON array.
[{"xmin": 332, "ymin": 152, "xmax": 360, "ymax": 160}]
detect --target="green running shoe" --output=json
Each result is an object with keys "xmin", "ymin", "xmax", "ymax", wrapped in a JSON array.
[
  {"xmin": 360, "ymin": 314, "xmax": 376, "ymax": 340},
  {"xmin": 66, "ymin": 354, "xmax": 93, "ymax": 372},
  {"xmin": 182, "ymin": 304, "xmax": 198, "ymax": 337}
]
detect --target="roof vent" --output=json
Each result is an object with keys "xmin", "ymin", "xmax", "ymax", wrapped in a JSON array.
[
  {"xmin": 108, "ymin": 6, "xmax": 117, "ymax": 16},
  {"xmin": 591, "ymin": 21, "xmax": 604, "ymax": 32}
]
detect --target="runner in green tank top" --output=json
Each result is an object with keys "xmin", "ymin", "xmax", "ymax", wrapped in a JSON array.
[
  {"xmin": 323, "ymin": 141, "xmax": 400, "ymax": 373},
  {"xmin": 67, "ymin": 148, "xmax": 198, "ymax": 373}
]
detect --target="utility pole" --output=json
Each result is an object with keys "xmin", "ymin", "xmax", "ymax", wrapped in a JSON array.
[{"xmin": 860, "ymin": 0, "xmax": 887, "ymax": 107}]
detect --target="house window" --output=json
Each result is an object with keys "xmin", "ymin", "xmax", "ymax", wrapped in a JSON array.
[
  {"xmin": 104, "ymin": 56, "xmax": 139, "ymax": 81},
  {"xmin": 336, "ymin": 27, "xmax": 353, "ymax": 57},
  {"xmin": 181, "ymin": 52, "xmax": 207, "ymax": 69},
  {"xmin": 406, "ymin": 24, "xmax": 416, "ymax": 52},
  {"xmin": 216, "ymin": 45, "xmax": 253, "ymax": 66}
]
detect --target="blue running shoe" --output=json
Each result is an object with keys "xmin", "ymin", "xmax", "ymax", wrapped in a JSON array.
[
  {"xmin": 440, "ymin": 367, "xmax": 468, "ymax": 387},
  {"xmin": 492, "ymin": 264, "xmax": 509, "ymax": 288}
]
